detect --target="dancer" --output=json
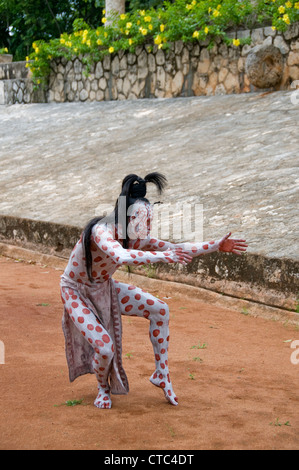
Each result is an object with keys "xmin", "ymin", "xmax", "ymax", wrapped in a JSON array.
[{"xmin": 60, "ymin": 173, "xmax": 248, "ymax": 409}]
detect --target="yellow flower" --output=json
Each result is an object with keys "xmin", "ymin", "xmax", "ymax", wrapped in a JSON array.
[
  {"xmin": 102, "ymin": 17, "xmax": 107, "ymax": 23},
  {"xmin": 26, "ymin": 56, "xmax": 29, "ymax": 62},
  {"xmin": 141, "ymin": 28, "xmax": 148, "ymax": 35},
  {"xmin": 186, "ymin": 4, "xmax": 193, "ymax": 10},
  {"xmin": 104, "ymin": 32, "xmax": 108, "ymax": 38},
  {"xmin": 213, "ymin": 10, "xmax": 220, "ymax": 17},
  {"xmin": 272, "ymin": 26, "xmax": 277, "ymax": 30},
  {"xmin": 233, "ymin": 38, "xmax": 241, "ymax": 47},
  {"xmin": 154, "ymin": 35, "xmax": 162, "ymax": 45},
  {"xmin": 86, "ymin": 39, "xmax": 91, "ymax": 47},
  {"xmin": 129, "ymin": 38, "xmax": 134, "ymax": 45},
  {"xmin": 35, "ymin": 47, "xmax": 40, "ymax": 53},
  {"xmin": 4, "ymin": 47, "xmax": 8, "ymax": 52},
  {"xmin": 148, "ymin": 24, "xmax": 153, "ymax": 30},
  {"xmin": 192, "ymin": 0, "xmax": 196, "ymax": 4},
  {"xmin": 217, "ymin": 4, "xmax": 222, "ymax": 9},
  {"xmin": 283, "ymin": 13, "xmax": 290, "ymax": 23},
  {"xmin": 120, "ymin": 14, "xmax": 126, "ymax": 20},
  {"xmin": 126, "ymin": 22, "xmax": 132, "ymax": 29},
  {"xmin": 144, "ymin": 16, "xmax": 151, "ymax": 22},
  {"xmin": 109, "ymin": 46, "xmax": 114, "ymax": 53},
  {"xmin": 97, "ymin": 39, "xmax": 103, "ymax": 45},
  {"xmin": 160, "ymin": 24, "xmax": 165, "ymax": 32},
  {"xmin": 278, "ymin": 5, "xmax": 285, "ymax": 13},
  {"xmin": 193, "ymin": 31, "xmax": 199, "ymax": 38},
  {"xmin": 285, "ymin": 1, "xmax": 292, "ymax": 7},
  {"xmin": 295, "ymin": 1, "xmax": 299, "ymax": 7},
  {"xmin": 96, "ymin": 30, "xmax": 100, "ymax": 36},
  {"xmin": 66, "ymin": 41, "xmax": 72, "ymax": 47},
  {"xmin": 158, "ymin": 44, "xmax": 163, "ymax": 49},
  {"xmin": 140, "ymin": 10, "xmax": 145, "ymax": 16},
  {"xmin": 205, "ymin": 26, "xmax": 209, "ymax": 34}
]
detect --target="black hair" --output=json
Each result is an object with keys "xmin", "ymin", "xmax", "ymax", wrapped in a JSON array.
[
  {"xmin": 82, "ymin": 172, "xmax": 167, "ymax": 282},
  {"xmin": 82, "ymin": 216, "xmax": 104, "ymax": 283}
]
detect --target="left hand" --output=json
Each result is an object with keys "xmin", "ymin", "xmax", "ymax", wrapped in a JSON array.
[{"xmin": 219, "ymin": 232, "xmax": 248, "ymax": 256}]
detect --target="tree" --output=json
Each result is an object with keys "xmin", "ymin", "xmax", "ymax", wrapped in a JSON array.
[
  {"xmin": 105, "ymin": 0, "xmax": 125, "ymax": 23},
  {"xmin": 0, "ymin": 0, "xmax": 165, "ymax": 59},
  {"xmin": 0, "ymin": 0, "xmax": 104, "ymax": 60}
]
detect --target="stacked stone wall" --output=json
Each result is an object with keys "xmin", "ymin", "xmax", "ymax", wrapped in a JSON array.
[
  {"xmin": 0, "ymin": 61, "xmax": 46, "ymax": 105},
  {"xmin": 0, "ymin": 23, "xmax": 298, "ymax": 104},
  {"xmin": 48, "ymin": 23, "xmax": 299, "ymax": 103}
]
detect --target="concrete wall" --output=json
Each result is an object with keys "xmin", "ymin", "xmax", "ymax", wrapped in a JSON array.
[{"xmin": 0, "ymin": 215, "xmax": 298, "ymax": 312}]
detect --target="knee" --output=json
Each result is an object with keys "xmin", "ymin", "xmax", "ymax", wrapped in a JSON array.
[
  {"xmin": 158, "ymin": 303, "xmax": 169, "ymax": 321},
  {"xmin": 149, "ymin": 302, "xmax": 169, "ymax": 325},
  {"xmin": 94, "ymin": 334, "xmax": 115, "ymax": 361}
]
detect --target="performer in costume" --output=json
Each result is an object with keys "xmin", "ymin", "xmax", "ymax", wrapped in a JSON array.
[{"xmin": 60, "ymin": 173, "xmax": 248, "ymax": 409}]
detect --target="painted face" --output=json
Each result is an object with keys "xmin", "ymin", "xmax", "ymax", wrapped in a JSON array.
[{"xmin": 127, "ymin": 200, "xmax": 153, "ymax": 240}]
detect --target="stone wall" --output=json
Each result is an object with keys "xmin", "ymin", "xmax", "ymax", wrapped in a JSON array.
[
  {"xmin": 0, "ymin": 23, "xmax": 298, "ymax": 105},
  {"xmin": 0, "ymin": 61, "xmax": 46, "ymax": 105},
  {"xmin": 48, "ymin": 23, "xmax": 299, "ymax": 103}
]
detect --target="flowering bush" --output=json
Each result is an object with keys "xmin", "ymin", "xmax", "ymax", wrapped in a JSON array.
[{"xmin": 27, "ymin": 0, "xmax": 299, "ymax": 86}]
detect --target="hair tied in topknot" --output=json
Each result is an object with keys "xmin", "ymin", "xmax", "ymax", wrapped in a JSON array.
[{"xmin": 120, "ymin": 172, "xmax": 167, "ymax": 200}]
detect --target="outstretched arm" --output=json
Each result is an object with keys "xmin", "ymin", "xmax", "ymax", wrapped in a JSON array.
[
  {"xmin": 137, "ymin": 233, "xmax": 248, "ymax": 257},
  {"xmin": 93, "ymin": 225, "xmax": 193, "ymax": 266}
]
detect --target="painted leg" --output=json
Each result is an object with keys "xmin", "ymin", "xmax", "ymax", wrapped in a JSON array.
[
  {"xmin": 61, "ymin": 286, "xmax": 114, "ymax": 409},
  {"xmin": 114, "ymin": 281, "xmax": 178, "ymax": 406}
]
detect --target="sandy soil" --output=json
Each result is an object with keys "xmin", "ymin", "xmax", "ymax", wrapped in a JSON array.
[{"xmin": 0, "ymin": 255, "xmax": 299, "ymax": 451}]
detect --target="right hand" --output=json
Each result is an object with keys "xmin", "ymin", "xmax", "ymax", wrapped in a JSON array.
[{"xmin": 163, "ymin": 248, "xmax": 193, "ymax": 265}]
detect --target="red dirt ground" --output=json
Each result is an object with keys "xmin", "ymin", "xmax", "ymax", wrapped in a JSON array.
[{"xmin": 0, "ymin": 255, "xmax": 299, "ymax": 450}]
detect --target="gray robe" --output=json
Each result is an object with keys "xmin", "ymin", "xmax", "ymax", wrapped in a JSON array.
[{"xmin": 61, "ymin": 275, "xmax": 129, "ymax": 395}]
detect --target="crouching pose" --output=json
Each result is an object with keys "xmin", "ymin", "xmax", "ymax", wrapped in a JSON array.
[{"xmin": 60, "ymin": 173, "xmax": 248, "ymax": 409}]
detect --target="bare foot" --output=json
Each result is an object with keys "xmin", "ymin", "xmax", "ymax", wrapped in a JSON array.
[
  {"xmin": 94, "ymin": 385, "xmax": 112, "ymax": 409},
  {"xmin": 150, "ymin": 371, "xmax": 178, "ymax": 406}
]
